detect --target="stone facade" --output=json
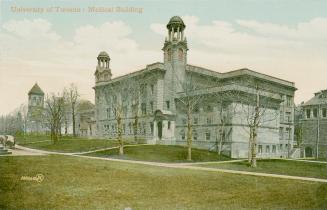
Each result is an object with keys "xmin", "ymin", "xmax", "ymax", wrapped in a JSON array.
[
  {"xmin": 297, "ymin": 90, "xmax": 327, "ymax": 158},
  {"xmin": 94, "ymin": 16, "xmax": 296, "ymax": 158}
]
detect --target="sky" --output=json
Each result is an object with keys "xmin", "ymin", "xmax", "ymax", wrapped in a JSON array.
[{"xmin": 0, "ymin": 0, "xmax": 327, "ymax": 115}]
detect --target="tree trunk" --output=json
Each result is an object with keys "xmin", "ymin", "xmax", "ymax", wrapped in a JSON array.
[
  {"xmin": 250, "ymin": 128, "xmax": 257, "ymax": 167},
  {"xmin": 117, "ymin": 114, "xmax": 124, "ymax": 155},
  {"xmin": 72, "ymin": 108, "xmax": 76, "ymax": 137},
  {"xmin": 250, "ymin": 89, "xmax": 260, "ymax": 168},
  {"xmin": 133, "ymin": 115, "xmax": 138, "ymax": 143},
  {"xmin": 248, "ymin": 127, "xmax": 253, "ymax": 163},
  {"xmin": 187, "ymin": 105, "xmax": 192, "ymax": 161}
]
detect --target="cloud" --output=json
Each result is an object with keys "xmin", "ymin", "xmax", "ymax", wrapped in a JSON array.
[
  {"xmin": 0, "ymin": 18, "xmax": 161, "ymax": 115},
  {"xmin": 2, "ymin": 18, "xmax": 61, "ymax": 41}
]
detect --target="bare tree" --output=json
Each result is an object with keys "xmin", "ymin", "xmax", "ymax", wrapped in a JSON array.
[
  {"xmin": 236, "ymin": 83, "xmax": 280, "ymax": 167},
  {"xmin": 18, "ymin": 104, "xmax": 29, "ymax": 139},
  {"xmin": 176, "ymin": 75, "xmax": 203, "ymax": 161},
  {"xmin": 64, "ymin": 84, "xmax": 80, "ymax": 137},
  {"xmin": 44, "ymin": 93, "xmax": 65, "ymax": 144},
  {"xmin": 101, "ymin": 82, "xmax": 126, "ymax": 155}
]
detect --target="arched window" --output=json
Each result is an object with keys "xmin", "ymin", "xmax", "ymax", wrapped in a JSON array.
[
  {"xmin": 167, "ymin": 49, "xmax": 172, "ymax": 61},
  {"xmin": 178, "ymin": 48, "xmax": 183, "ymax": 61}
]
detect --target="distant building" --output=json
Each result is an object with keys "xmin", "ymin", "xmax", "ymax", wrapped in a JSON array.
[
  {"xmin": 26, "ymin": 83, "xmax": 95, "ymax": 136},
  {"xmin": 76, "ymin": 100, "xmax": 96, "ymax": 137},
  {"xmin": 298, "ymin": 90, "xmax": 327, "ymax": 158},
  {"xmin": 93, "ymin": 16, "xmax": 297, "ymax": 158},
  {"xmin": 27, "ymin": 83, "xmax": 45, "ymax": 133}
]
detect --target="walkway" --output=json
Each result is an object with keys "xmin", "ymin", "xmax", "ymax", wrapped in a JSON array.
[{"xmin": 4, "ymin": 145, "xmax": 327, "ymax": 183}]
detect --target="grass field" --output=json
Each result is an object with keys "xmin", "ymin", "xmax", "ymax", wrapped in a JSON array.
[
  {"xmin": 0, "ymin": 155, "xmax": 326, "ymax": 209},
  {"xmin": 85, "ymin": 145, "xmax": 230, "ymax": 162},
  {"xmin": 16, "ymin": 135, "xmax": 120, "ymax": 153},
  {"xmin": 199, "ymin": 159, "xmax": 327, "ymax": 179}
]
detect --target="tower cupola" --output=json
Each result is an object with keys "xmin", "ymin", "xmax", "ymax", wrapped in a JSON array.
[{"xmin": 95, "ymin": 51, "xmax": 112, "ymax": 83}]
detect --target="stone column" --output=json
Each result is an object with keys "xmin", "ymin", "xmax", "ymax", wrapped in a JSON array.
[{"xmin": 177, "ymin": 27, "xmax": 180, "ymax": 40}]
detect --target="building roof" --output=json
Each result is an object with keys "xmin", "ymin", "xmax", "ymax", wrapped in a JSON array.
[
  {"xmin": 167, "ymin": 16, "xmax": 185, "ymax": 30},
  {"xmin": 28, "ymin": 83, "xmax": 44, "ymax": 95},
  {"xmin": 302, "ymin": 90, "xmax": 327, "ymax": 106},
  {"xmin": 98, "ymin": 51, "xmax": 110, "ymax": 58},
  {"xmin": 186, "ymin": 64, "xmax": 296, "ymax": 90}
]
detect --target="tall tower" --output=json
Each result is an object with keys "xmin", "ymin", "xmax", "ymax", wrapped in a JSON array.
[
  {"xmin": 27, "ymin": 83, "xmax": 45, "ymax": 133},
  {"xmin": 28, "ymin": 83, "xmax": 44, "ymax": 111},
  {"xmin": 163, "ymin": 16, "xmax": 188, "ymax": 94},
  {"xmin": 94, "ymin": 51, "xmax": 112, "ymax": 83}
]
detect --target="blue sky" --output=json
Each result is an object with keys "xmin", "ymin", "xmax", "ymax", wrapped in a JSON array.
[{"xmin": 1, "ymin": 0, "xmax": 327, "ymax": 115}]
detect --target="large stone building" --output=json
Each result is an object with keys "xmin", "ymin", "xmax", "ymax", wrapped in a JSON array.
[
  {"xmin": 297, "ymin": 90, "xmax": 327, "ymax": 158},
  {"xmin": 94, "ymin": 16, "xmax": 296, "ymax": 158}
]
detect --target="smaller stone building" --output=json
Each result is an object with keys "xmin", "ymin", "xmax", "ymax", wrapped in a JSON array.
[
  {"xmin": 27, "ymin": 83, "xmax": 45, "ymax": 133},
  {"xmin": 298, "ymin": 89, "xmax": 327, "ymax": 158}
]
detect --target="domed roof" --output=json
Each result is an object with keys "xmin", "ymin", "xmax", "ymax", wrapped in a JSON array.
[
  {"xmin": 98, "ymin": 51, "xmax": 110, "ymax": 58},
  {"xmin": 167, "ymin": 16, "xmax": 185, "ymax": 30}
]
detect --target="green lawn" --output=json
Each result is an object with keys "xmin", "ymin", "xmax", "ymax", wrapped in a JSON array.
[
  {"xmin": 199, "ymin": 159, "xmax": 327, "ymax": 179},
  {"xmin": 85, "ymin": 145, "xmax": 230, "ymax": 163},
  {"xmin": 0, "ymin": 155, "xmax": 326, "ymax": 209},
  {"xmin": 16, "ymin": 135, "xmax": 120, "ymax": 153}
]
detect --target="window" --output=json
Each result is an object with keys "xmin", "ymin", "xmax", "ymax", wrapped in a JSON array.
[
  {"xmin": 150, "ymin": 101, "xmax": 154, "ymax": 113},
  {"xmin": 143, "ymin": 122, "xmax": 146, "ymax": 134},
  {"xmin": 205, "ymin": 131, "xmax": 211, "ymax": 141},
  {"xmin": 182, "ymin": 118, "xmax": 186, "ymax": 125},
  {"xmin": 286, "ymin": 96, "xmax": 292, "ymax": 107},
  {"xmin": 166, "ymin": 101, "xmax": 170, "ymax": 110},
  {"xmin": 129, "ymin": 123, "xmax": 132, "ymax": 134},
  {"xmin": 180, "ymin": 130, "xmax": 185, "ymax": 140},
  {"xmin": 266, "ymin": 145, "xmax": 270, "ymax": 153},
  {"xmin": 206, "ymin": 117, "xmax": 213, "ymax": 124},
  {"xmin": 280, "ymin": 144, "xmax": 283, "ymax": 151},
  {"xmin": 258, "ymin": 145, "xmax": 262, "ymax": 154},
  {"xmin": 313, "ymin": 108, "xmax": 318, "ymax": 118},
  {"xmin": 167, "ymin": 49, "xmax": 172, "ymax": 61},
  {"xmin": 178, "ymin": 48, "xmax": 183, "ymax": 61},
  {"xmin": 306, "ymin": 109, "xmax": 311, "ymax": 119},
  {"xmin": 150, "ymin": 122, "xmax": 154, "ymax": 135},
  {"xmin": 193, "ymin": 130, "xmax": 198, "ymax": 141},
  {"xmin": 106, "ymin": 108, "xmax": 111, "ymax": 119},
  {"xmin": 272, "ymin": 145, "xmax": 276, "ymax": 153},
  {"xmin": 286, "ymin": 128, "xmax": 291, "ymax": 139},
  {"xmin": 141, "ymin": 103, "xmax": 147, "ymax": 115},
  {"xmin": 150, "ymin": 84, "xmax": 154, "ymax": 95},
  {"xmin": 279, "ymin": 127, "xmax": 283, "ymax": 140},
  {"xmin": 285, "ymin": 112, "xmax": 292, "ymax": 122},
  {"xmin": 193, "ymin": 117, "xmax": 198, "ymax": 125},
  {"xmin": 323, "ymin": 108, "xmax": 327, "ymax": 118},
  {"xmin": 168, "ymin": 121, "xmax": 171, "ymax": 130},
  {"xmin": 194, "ymin": 106, "xmax": 199, "ymax": 113}
]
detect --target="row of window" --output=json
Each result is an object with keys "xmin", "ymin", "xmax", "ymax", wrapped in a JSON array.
[
  {"xmin": 105, "ymin": 102, "xmax": 155, "ymax": 119},
  {"xmin": 181, "ymin": 116, "xmax": 214, "ymax": 125},
  {"xmin": 305, "ymin": 108, "xmax": 327, "ymax": 119},
  {"xmin": 180, "ymin": 130, "xmax": 214, "ymax": 141},
  {"xmin": 258, "ymin": 144, "xmax": 290, "ymax": 154},
  {"xmin": 103, "ymin": 122, "xmax": 152, "ymax": 135}
]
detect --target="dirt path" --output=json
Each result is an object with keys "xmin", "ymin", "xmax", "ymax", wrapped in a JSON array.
[{"xmin": 5, "ymin": 145, "xmax": 327, "ymax": 183}]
